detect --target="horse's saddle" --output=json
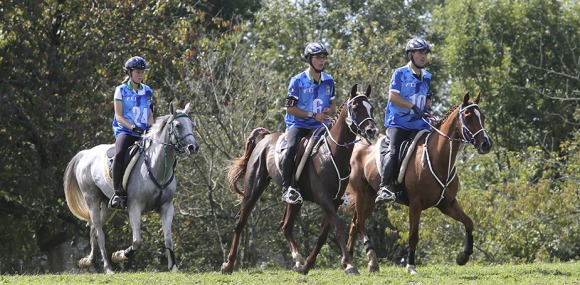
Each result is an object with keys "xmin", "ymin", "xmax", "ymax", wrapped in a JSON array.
[
  {"xmin": 275, "ymin": 127, "xmax": 327, "ymax": 182},
  {"xmin": 375, "ymin": 130, "xmax": 429, "ymax": 185},
  {"xmin": 104, "ymin": 140, "xmax": 145, "ymax": 191}
]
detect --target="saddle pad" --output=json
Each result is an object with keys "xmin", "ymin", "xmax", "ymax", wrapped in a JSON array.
[
  {"xmin": 375, "ymin": 130, "xmax": 429, "ymax": 184},
  {"xmin": 275, "ymin": 128, "xmax": 325, "ymax": 182}
]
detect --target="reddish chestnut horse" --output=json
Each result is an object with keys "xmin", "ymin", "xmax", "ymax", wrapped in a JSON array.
[
  {"xmin": 345, "ymin": 92, "xmax": 492, "ymax": 274},
  {"xmin": 221, "ymin": 84, "xmax": 378, "ymax": 275}
]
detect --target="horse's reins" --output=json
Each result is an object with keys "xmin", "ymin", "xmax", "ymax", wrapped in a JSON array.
[
  {"xmin": 144, "ymin": 112, "xmax": 194, "ymax": 192},
  {"xmin": 322, "ymin": 94, "xmax": 376, "ymax": 200},
  {"xmin": 421, "ymin": 103, "xmax": 488, "ymax": 207}
]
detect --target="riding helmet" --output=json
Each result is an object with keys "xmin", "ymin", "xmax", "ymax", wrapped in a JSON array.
[
  {"xmin": 124, "ymin": 56, "xmax": 148, "ymax": 71},
  {"xmin": 405, "ymin": 38, "xmax": 431, "ymax": 53},
  {"xmin": 303, "ymin": 42, "xmax": 329, "ymax": 60}
]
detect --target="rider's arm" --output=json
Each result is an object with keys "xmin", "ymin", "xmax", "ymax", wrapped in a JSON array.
[
  {"xmin": 114, "ymin": 100, "xmax": 136, "ymax": 129},
  {"xmin": 388, "ymin": 90, "xmax": 415, "ymax": 109}
]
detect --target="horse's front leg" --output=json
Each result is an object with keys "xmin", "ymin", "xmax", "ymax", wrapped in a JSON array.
[
  {"xmin": 346, "ymin": 184, "xmax": 379, "ymax": 273},
  {"xmin": 112, "ymin": 205, "xmax": 143, "ymax": 265},
  {"xmin": 320, "ymin": 203, "xmax": 360, "ymax": 275},
  {"xmin": 279, "ymin": 204, "xmax": 305, "ymax": 271},
  {"xmin": 439, "ymin": 198, "xmax": 474, "ymax": 266},
  {"xmin": 161, "ymin": 202, "xmax": 178, "ymax": 271},
  {"xmin": 406, "ymin": 202, "xmax": 422, "ymax": 275}
]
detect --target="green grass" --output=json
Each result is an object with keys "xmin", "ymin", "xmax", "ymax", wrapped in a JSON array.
[{"xmin": 1, "ymin": 262, "xmax": 578, "ymax": 285}]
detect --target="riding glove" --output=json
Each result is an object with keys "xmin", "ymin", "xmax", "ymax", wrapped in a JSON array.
[
  {"xmin": 132, "ymin": 126, "xmax": 144, "ymax": 135},
  {"xmin": 411, "ymin": 105, "xmax": 426, "ymax": 119}
]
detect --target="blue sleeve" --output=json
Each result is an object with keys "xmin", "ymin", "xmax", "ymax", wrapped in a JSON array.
[{"xmin": 288, "ymin": 77, "xmax": 300, "ymax": 99}]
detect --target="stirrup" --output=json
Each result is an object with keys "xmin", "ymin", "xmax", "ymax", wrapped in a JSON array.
[
  {"xmin": 108, "ymin": 194, "xmax": 127, "ymax": 209},
  {"xmin": 375, "ymin": 186, "xmax": 396, "ymax": 203},
  {"xmin": 282, "ymin": 187, "xmax": 303, "ymax": 204}
]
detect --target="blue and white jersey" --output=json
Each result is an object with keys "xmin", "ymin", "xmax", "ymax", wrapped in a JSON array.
[
  {"xmin": 384, "ymin": 63, "xmax": 431, "ymax": 130},
  {"xmin": 285, "ymin": 70, "xmax": 335, "ymax": 129},
  {"xmin": 112, "ymin": 82, "xmax": 153, "ymax": 137}
]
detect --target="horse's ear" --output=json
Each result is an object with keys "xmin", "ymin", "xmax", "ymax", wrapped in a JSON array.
[
  {"xmin": 474, "ymin": 92, "xmax": 482, "ymax": 104},
  {"xmin": 462, "ymin": 92, "xmax": 470, "ymax": 106},
  {"xmin": 183, "ymin": 102, "xmax": 191, "ymax": 114},
  {"xmin": 365, "ymin": 84, "xmax": 372, "ymax": 97},
  {"xmin": 169, "ymin": 101, "xmax": 174, "ymax": 114},
  {"xmin": 350, "ymin": 84, "xmax": 358, "ymax": 98}
]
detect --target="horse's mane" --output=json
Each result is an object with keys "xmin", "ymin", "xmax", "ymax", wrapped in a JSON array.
[
  {"xmin": 326, "ymin": 92, "xmax": 366, "ymax": 129},
  {"xmin": 146, "ymin": 114, "xmax": 171, "ymax": 140},
  {"xmin": 435, "ymin": 104, "xmax": 459, "ymax": 129}
]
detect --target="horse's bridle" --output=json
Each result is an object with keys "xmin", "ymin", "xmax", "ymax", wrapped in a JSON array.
[
  {"xmin": 421, "ymin": 102, "xmax": 488, "ymax": 207},
  {"xmin": 457, "ymin": 103, "xmax": 488, "ymax": 145},
  {"xmin": 425, "ymin": 103, "xmax": 488, "ymax": 146},
  {"xmin": 166, "ymin": 113, "xmax": 196, "ymax": 154},
  {"xmin": 143, "ymin": 112, "xmax": 195, "ymax": 191},
  {"xmin": 325, "ymin": 94, "xmax": 376, "ymax": 147}
]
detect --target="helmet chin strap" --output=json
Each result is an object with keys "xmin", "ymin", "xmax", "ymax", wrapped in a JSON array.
[
  {"xmin": 410, "ymin": 54, "xmax": 425, "ymax": 69},
  {"xmin": 308, "ymin": 58, "xmax": 324, "ymax": 73}
]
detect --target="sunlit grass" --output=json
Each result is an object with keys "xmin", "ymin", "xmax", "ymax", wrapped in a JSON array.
[{"xmin": 1, "ymin": 262, "xmax": 578, "ymax": 285}]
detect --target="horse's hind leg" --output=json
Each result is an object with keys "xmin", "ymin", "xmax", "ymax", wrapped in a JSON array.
[
  {"xmin": 78, "ymin": 223, "xmax": 97, "ymax": 270},
  {"xmin": 439, "ymin": 198, "xmax": 474, "ymax": 266},
  {"xmin": 280, "ymin": 204, "xmax": 304, "ymax": 271},
  {"xmin": 221, "ymin": 171, "xmax": 270, "ymax": 274},
  {"xmin": 86, "ymin": 197, "xmax": 115, "ymax": 274}
]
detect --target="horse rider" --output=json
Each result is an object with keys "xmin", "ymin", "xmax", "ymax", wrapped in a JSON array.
[
  {"xmin": 376, "ymin": 38, "xmax": 433, "ymax": 203},
  {"xmin": 281, "ymin": 42, "xmax": 336, "ymax": 204},
  {"xmin": 109, "ymin": 56, "xmax": 155, "ymax": 209}
]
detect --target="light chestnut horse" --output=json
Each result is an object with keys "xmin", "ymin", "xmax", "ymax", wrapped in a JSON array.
[
  {"xmin": 346, "ymin": 92, "xmax": 492, "ymax": 274},
  {"xmin": 221, "ymin": 84, "xmax": 379, "ymax": 275},
  {"xmin": 64, "ymin": 103, "xmax": 199, "ymax": 274}
]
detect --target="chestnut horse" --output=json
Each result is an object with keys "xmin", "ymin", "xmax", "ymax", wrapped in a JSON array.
[
  {"xmin": 221, "ymin": 84, "xmax": 378, "ymax": 275},
  {"xmin": 346, "ymin": 92, "xmax": 492, "ymax": 274}
]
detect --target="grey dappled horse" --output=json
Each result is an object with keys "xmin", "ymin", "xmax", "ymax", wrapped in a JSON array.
[{"xmin": 64, "ymin": 103, "xmax": 199, "ymax": 274}]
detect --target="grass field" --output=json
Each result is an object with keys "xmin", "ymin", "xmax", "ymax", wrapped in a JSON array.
[{"xmin": 1, "ymin": 262, "xmax": 578, "ymax": 284}]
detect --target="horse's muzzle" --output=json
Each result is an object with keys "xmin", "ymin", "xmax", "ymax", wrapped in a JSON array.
[
  {"xmin": 187, "ymin": 142, "xmax": 200, "ymax": 155},
  {"xmin": 477, "ymin": 138, "xmax": 493, "ymax": 154}
]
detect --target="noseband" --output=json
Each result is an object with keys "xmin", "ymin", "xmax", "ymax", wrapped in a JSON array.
[
  {"xmin": 166, "ymin": 113, "xmax": 196, "ymax": 154},
  {"xmin": 457, "ymin": 103, "xmax": 488, "ymax": 145},
  {"xmin": 425, "ymin": 103, "xmax": 488, "ymax": 146}
]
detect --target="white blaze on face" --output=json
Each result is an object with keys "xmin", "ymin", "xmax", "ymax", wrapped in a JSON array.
[
  {"xmin": 473, "ymin": 108, "xmax": 490, "ymax": 141},
  {"xmin": 362, "ymin": 101, "xmax": 372, "ymax": 117}
]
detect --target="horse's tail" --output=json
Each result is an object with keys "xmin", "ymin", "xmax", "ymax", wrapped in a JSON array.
[
  {"xmin": 64, "ymin": 151, "xmax": 91, "ymax": 222},
  {"xmin": 227, "ymin": 127, "xmax": 271, "ymax": 197}
]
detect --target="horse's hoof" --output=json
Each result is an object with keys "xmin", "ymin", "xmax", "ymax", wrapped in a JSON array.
[
  {"xmin": 345, "ymin": 266, "xmax": 360, "ymax": 276},
  {"xmin": 406, "ymin": 264, "xmax": 418, "ymax": 275},
  {"xmin": 78, "ymin": 257, "xmax": 93, "ymax": 269},
  {"xmin": 104, "ymin": 268, "xmax": 115, "ymax": 275},
  {"xmin": 292, "ymin": 265, "xmax": 308, "ymax": 275},
  {"xmin": 366, "ymin": 250, "xmax": 380, "ymax": 273},
  {"xmin": 456, "ymin": 251, "xmax": 470, "ymax": 265},
  {"xmin": 220, "ymin": 263, "xmax": 233, "ymax": 275},
  {"xmin": 111, "ymin": 250, "xmax": 128, "ymax": 263},
  {"xmin": 170, "ymin": 265, "xmax": 179, "ymax": 272}
]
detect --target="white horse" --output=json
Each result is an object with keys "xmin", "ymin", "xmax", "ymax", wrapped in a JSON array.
[{"xmin": 64, "ymin": 103, "xmax": 199, "ymax": 274}]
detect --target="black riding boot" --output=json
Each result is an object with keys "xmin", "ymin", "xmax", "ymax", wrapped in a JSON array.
[
  {"xmin": 108, "ymin": 159, "xmax": 127, "ymax": 209},
  {"xmin": 376, "ymin": 152, "xmax": 397, "ymax": 202}
]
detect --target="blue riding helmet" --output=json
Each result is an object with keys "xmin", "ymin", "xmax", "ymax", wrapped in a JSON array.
[
  {"xmin": 303, "ymin": 42, "xmax": 329, "ymax": 60},
  {"xmin": 405, "ymin": 38, "xmax": 431, "ymax": 53},
  {"xmin": 124, "ymin": 56, "xmax": 149, "ymax": 71}
]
